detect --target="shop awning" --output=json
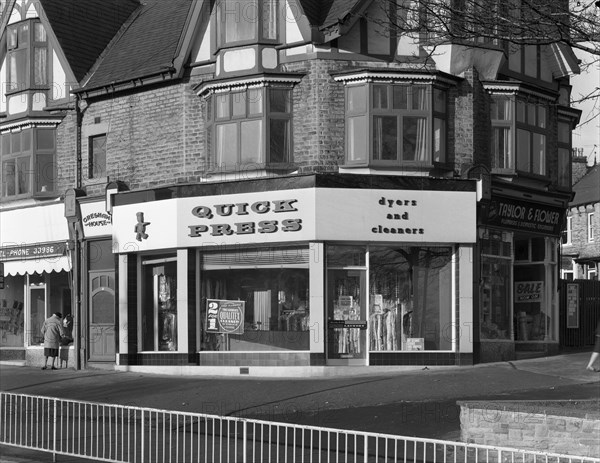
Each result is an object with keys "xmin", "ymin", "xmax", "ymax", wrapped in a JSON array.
[
  {"xmin": 1, "ymin": 202, "xmax": 71, "ymax": 275},
  {"xmin": 3, "ymin": 255, "xmax": 71, "ymax": 276}
]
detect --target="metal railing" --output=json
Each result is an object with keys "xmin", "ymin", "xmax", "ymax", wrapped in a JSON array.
[{"xmin": 1, "ymin": 392, "xmax": 598, "ymax": 463}]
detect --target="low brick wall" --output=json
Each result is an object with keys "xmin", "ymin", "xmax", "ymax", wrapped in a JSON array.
[{"xmin": 459, "ymin": 400, "xmax": 600, "ymax": 458}]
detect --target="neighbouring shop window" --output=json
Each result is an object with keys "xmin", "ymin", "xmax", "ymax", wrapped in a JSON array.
[
  {"xmin": 27, "ymin": 272, "xmax": 71, "ymax": 345},
  {"xmin": 479, "ymin": 228, "xmax": 512, "ymax": 340},
  {"xmin": 513, "ymin": 236, "xmax": 556, "ymax": 342},
  {"xmin": 345, "ymin": 83, "xmax": 448, "ymax": 166},
  {"xmin": 1, "ymin": 128, "xmax": 56, "ymax": 198},
  {"xmin": 200, "ymin": 247, "xmax": 309, "ymax": 352},
  {"xmin": 141, "ymin": 256, "xmax": 177, "ymax": 351},
  {"xmin": 368, "ymin": 245, "xmax": 453, "ymax": 351},
  {"xmin": 0, "ymin": 274, "xmax": 25, "ymax": 348},
  {"xmin": 205, "ymin": 86, "xmax": 292, "ymax": 170}
]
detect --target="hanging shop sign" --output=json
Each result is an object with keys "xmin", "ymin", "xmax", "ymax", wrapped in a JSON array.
[
  {"xmin": 566, "ymin": 284, "xmax": 579, "ymax": 329},
  {"xmin": 514, "ymin": 281, "xmax": 544, "ymax": 303},
  {"xmin": 206, "ymin": 299, "xmax": 245, "ymax": 335},
  {"xmin": 80, "ymin": 201, "xmax": 113, "ymax": 238},
  {"xmin": 0, "ymin": 242, "xmax": 67, "ymax": 262},
  {"xmin": 486, "ymin": 196, "xmax": 565, "ymax": 236}
]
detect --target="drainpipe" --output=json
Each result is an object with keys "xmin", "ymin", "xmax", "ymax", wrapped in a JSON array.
[{"xmin": 74, "ymin": 95, "xmax": 83, "ymax": 370}]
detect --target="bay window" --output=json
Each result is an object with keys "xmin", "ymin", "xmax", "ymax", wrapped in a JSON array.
[
  {"xmin": 216, "ymin": 0, "xmax": 279, "ymax": 47},
  {"xmin": 491, "ymin": 94, "xmax": 550, "ymax": 176},
  {"xmin": 6, "ymin": 20, "xmax": 48, "ymax": 112},
  {"xmin": 206, "ymin": 86, "xmax": 292, "ymax": 169},
  {"xmin": 1, "ymin": 127, "xmax": 56, "ymax": 198},
  {"xmin": 345, "ymin": 82, "xmax": 448, "ymax": 166}
]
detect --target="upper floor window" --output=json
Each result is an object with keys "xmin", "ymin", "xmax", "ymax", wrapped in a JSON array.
[
  {"xmin": 89, "ymin": 134, "xmax": 107, "ymax": 179},
  {"xmin": 588, "ymin": 212, "xmax": 595, "ymax": 243},
  {"xmin": 557, "ymin": 120, "xmax": 572, "ymax": 188},
  {"xmin": 491, "ymin": 95, "xmax": 549, "ymax": 176},
  {"xmin": 561, "ymin": 215, "xmax": 572, "ymax": 245},
  {"xmin": 205, "ymin": 86, "xmax": 292, "ymax": 169},
  {"xmin": 345, "ymin": 83, "xmax": 447, "ymax": 167},
  {"xmin": 216, "ymin": 0, "xmax": 278, "ymax": 48},
  {"xmin": 1, "ymin": 127, "xmax": 56, "ymax": 199},
  {"xmin": 7, "ymin": 20, "xmax": 47, "ymax": 92}
]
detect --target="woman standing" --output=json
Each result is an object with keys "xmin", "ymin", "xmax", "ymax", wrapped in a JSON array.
[{"xmin": 41, "ymin": 312, "xmax": 64, "ymax": 370}]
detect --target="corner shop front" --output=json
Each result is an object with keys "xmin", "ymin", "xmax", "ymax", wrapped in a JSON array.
[{"xmin": 111, "ymin": 175, "xmax": 478, "ymax": 372}]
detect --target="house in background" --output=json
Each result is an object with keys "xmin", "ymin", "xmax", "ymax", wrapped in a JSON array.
[
  {"xmin": 561, "ymin": 162, "xmax": 600, "ymax": 280},
  {"xmin": 0, "ymin": 0, "xmax": 583, "ymax": 371}
]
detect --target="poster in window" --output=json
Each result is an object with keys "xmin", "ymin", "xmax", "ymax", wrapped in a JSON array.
[
  {"xmin": 514, "ymin": 281, "xmax": 543, "ymax": 303},
  {"xmin": 206, "ymin": 299, "xmax": 245, "ymax": 335}
]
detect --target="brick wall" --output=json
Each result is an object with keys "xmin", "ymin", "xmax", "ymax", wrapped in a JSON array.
[{"xmin": 459, "ymin": 400, "xmax": 600, "ymax": 458}]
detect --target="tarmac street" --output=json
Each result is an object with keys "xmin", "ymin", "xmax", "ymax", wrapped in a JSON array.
[{"xmin": 0, "ymin": 350, "xmax": 599, "ymax": 462}]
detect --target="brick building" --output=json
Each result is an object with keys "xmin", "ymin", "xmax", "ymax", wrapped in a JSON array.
[
  {"xmin": 0, "ymin": 0, "xmax": 582, "ymax": 371},
  {"xmin": 561, "ymin": 162, "xmax": 600, "ymax": 280}
]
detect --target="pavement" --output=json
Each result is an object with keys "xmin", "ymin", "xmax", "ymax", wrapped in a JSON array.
[{"xmin": 0, "ymin": 350, "xmax": 599, "ymax": 462}]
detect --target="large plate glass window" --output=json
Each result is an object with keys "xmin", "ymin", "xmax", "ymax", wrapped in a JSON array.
[
  {"xmin": 200, "ymin": 246, "xmax": 309, "ymax": 352},
  {"xmin": 368, "ymin": 246, "xmax": 453, "ymax": 351}
]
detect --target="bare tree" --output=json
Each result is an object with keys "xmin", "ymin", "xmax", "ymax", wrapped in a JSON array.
[{"xmin": 362, "ymin": 0, "xmax": 599, "ymax": 118}]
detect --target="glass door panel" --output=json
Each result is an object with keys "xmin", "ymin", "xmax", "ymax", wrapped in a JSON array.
[{"xmin": 326, "ymin": 269, "xmax": 367, "ymax": 365}]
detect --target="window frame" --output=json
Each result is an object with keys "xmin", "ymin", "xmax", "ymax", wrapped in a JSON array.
[
  {"xmin": 344, "ymin": 82, "xmax": 448, "ymax": 168},
  {"xmin": 6, "ymin": 19, "xmax": 49, "ymax": 94},
  {"xmin": 490, "ymin": 93, "xmax": 551, "ymax": 177},
  {"xmin": 1, "ymin": 127, "xmax": 57, "ymax": 199},
  {"xmin": 206, "ymin": 86, "xmax": 293, "ymax": 170},
  {"xmin": 88, "ymin": 134, "xmax": 107, "ymax": 179},
  {"xmin": 561, "ymin": 215, "xmax": 572, "ymax": 246},
  {"xmin": 588, "ymin": 212, "xmax": 595, "ymax": 243},
  {"xmin": 215, "ymin": 0, "xmax": 279, "ymax": 49}
]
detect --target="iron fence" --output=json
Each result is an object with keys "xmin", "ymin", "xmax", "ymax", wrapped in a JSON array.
[{"xmin": 1, "ymin": 392, "xmax": 598, "ymax": 463}]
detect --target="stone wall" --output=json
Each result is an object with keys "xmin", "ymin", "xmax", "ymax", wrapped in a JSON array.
[{"xmin": 459, "ymin": 400, "xmax": 600, "ymax": 458}]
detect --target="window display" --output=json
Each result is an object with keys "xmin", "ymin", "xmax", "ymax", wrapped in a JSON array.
[
  {"xmin": 480, "ymin": 229, "xmax": 512, "ymax": 340},
  {"xmin": 200, "ymin": 247, "xmax": 310, "ymax": 351},
  {"xmin": 141, "ymin": 257, "xmax": 177, "ymax": 351},
  {"xmin": 368, "ymin": 246, "xmax": 453, "ymax": 351},
  {"xmin": 0, "ymin": 275, "xmax": 25, "ymax": 347}
]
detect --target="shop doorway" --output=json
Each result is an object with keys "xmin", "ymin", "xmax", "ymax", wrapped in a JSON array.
[
  {"xmin": 88, "ymin": 271, "xmax": 115, "ymax": 362},
  {"xmin": 326, "ymin": 268, "xmax": 367, "ymax": 365}
]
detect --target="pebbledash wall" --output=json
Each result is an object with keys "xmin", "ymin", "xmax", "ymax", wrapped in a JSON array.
[{"xmin": 111, "ymin": 174, "xmax": 478, "ymax": 371}]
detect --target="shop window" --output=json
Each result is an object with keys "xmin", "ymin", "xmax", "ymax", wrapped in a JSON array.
[
  {"xmin": 216, "ymin": 0, "xmax": 278, "ymax": 48},
  {"xmin": 490, "ymin": 95, "xmax": 549, "ymax": 176},
  {"xmin": 205, "ymin": 87, "xmax": 292, "ymax": 170},
  {"xmin": 479, "ymin": 228, "xmax": 512, "ymax": 340},
  {"xmin": 0, "ymin": 275, "xmax": 25, "ymax": 348},
  {"xmin": 588, "ymin": 212, "xmax": 595, "ymax": 242},
  {"xmin": 561, "ymin": 216, "xmax": 572, "ymax": 245},
  {"xmin": 141, "ymin": 256, "xmax": 177, "ymax": 352},
  {"xmin": 345, "ymin": 83, "xmax": 447, "ymax": 166},
  {"xmin": 1, "ymin": 128, "xmax": 56, "ymax": 198},
  {"xmin": 200, "ymin": 247, "xmax": 309, "ymax": 351},
  {"xmin": 368, "ymin": 246, "xmax": 453, "ymax": 351},
  {"xmin": 89, "ymin": 134, "xmax": 107, "ymax": 179}
]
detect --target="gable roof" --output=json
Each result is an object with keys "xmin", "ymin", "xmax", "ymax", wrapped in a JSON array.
[
  {"xmin": 40, "ymin": 0, "xmax": 140, "ymax": 82},
  {"xmin": 299, "ymin": 0, "xmax": 363, "ymax": 28},
  {"xmin": 571, "ymin": 164, "xmax": 600, "ymax": 207},
  {"xmin": 81, "ymin": 0, "xmax": 193, "ymax": 92}
]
